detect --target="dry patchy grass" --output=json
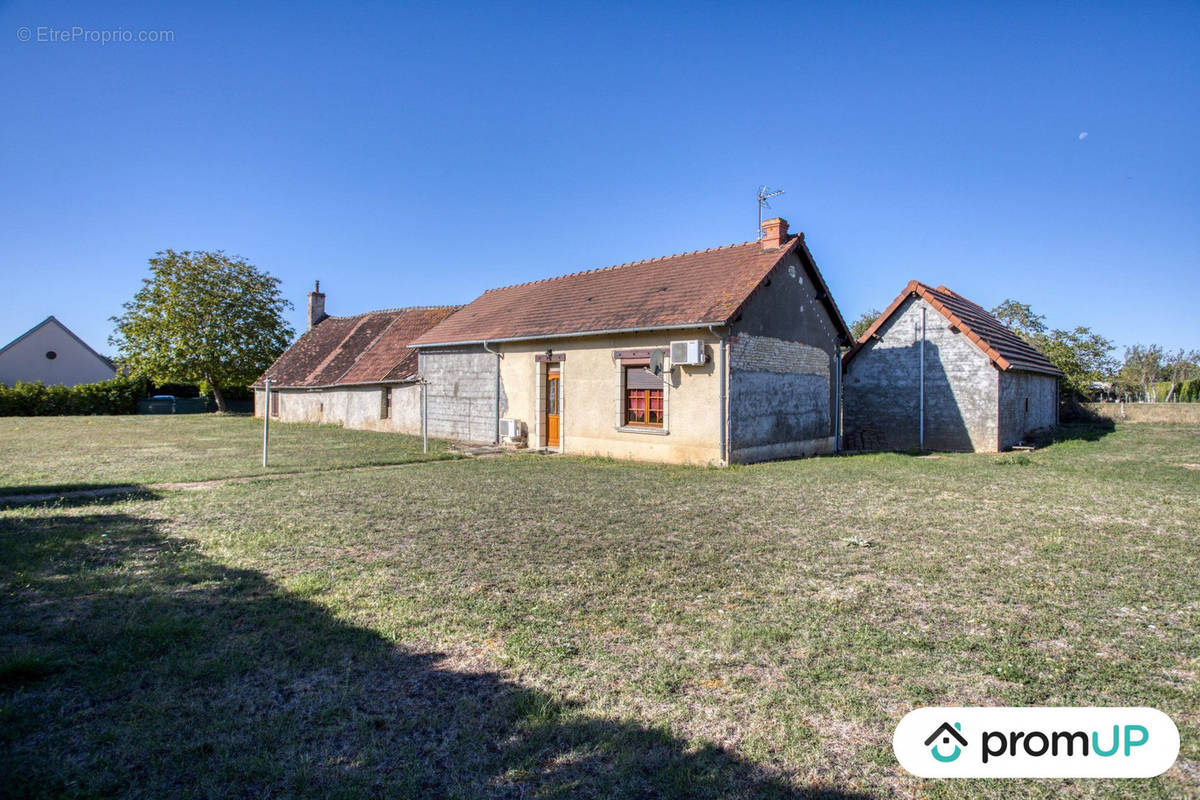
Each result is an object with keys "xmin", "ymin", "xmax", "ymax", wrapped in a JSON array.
[{"xmin": 1, "ymin": 420, "xmax": 1197, "ymax": 798}]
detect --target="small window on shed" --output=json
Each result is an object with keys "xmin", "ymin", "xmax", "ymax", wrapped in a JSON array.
[
  {"xmin": 270, "ymin": 390, "xmax": 280, "ymax": 417},
  {"xmin": 381, "ymin": 387, "xmax": 391, "ymax": 419},
  {"xmin": 1024, "ymin": 397, "xmax": 1029, "ymax": 413},
  {"xmin": 45, "ymin": 350, "xmax": 57, "ymax": 360}
]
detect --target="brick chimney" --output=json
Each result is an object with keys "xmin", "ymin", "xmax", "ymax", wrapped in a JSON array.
[
  {"xmin": 307, "ymin": 281, "xmax": 327, "ymax": 330},
  {"xmin": 760, "ymin": 217, "xmax": 789, "ymax": 250}
]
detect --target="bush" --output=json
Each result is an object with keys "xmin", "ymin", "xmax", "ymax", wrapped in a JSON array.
[{"xmin": 0, "ymin": 376, "xmax": 150, "ymax": 416}]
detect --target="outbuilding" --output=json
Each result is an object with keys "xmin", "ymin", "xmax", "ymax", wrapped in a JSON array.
[
  {"xmin": 841, "ymin": 281, "xmax": 1063, "ymax": 452},
  {"xmin": 253, "ymin": 287, "xmax": 459, "ymax": 434}
]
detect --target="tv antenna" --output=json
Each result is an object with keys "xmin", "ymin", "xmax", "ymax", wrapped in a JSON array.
[{"xmin": 757, "ymin": 185, "xmax": 785, "ymax": 240}]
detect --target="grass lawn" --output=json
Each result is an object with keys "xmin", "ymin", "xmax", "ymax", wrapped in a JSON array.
[
  {"xmin": 0, "ymin": 414, "xmax": 452, "ymax": 494},
  {"xmin": 1, "ymin": 419, "xmax": 1197, "ymax": 798}
]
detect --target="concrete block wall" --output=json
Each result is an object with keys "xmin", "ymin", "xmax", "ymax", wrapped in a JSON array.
[
  {"xmin": 419, "ymin": 346, "xmax": 499, "ymax": 443},
  {"xmin": 998, "ymin": 371, "xmax": 1058, "ymax": 449},
  {"xmin": 843, "ymin": 296, "xmax": 1000, "ymax": 452}
]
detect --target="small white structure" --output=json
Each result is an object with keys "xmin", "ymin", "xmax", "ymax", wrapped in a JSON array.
[{"xmin": 0, "ymin": 316, "xmax": 115, "ymax": 387}]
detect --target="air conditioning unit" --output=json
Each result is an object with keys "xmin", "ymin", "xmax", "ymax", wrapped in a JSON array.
[
  {"xmin": 670, "ymin": 340, "xmax": 706, "ymax": 366},
  {"xmin": 499, "ymin": 418, "xmax": 522, "ymax": 439}
]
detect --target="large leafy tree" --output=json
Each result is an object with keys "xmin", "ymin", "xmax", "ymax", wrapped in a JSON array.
[
  {"xmin": 990, "ymin": 299, "xmax": 1116, "ymax": 397},
  {"xmin": 110, "ymin": 250, "xmax": 293, "ymax": 411}
]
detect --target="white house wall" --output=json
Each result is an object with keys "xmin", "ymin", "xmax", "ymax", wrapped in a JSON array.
[
  {"xmin": 0, "ymin": 321, "xmax": 114, "ymax": 387},
  {"xmin": 254, "ymin": 384, "xmax": 422, "ymax": 435}
]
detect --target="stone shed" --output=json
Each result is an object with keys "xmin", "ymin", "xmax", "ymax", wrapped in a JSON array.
[{"xmin": 842, "ymin": 281, "xmax": 1062, "ymax": 452}]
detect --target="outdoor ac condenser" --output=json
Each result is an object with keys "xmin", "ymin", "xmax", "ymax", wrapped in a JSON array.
[
  {"xmin": 499, "ymin": 418, "xmax": 522, "ymax": 439},
  {"xmin": 669, "ymin": 340, "xmax": 706, "ymax": 366}
]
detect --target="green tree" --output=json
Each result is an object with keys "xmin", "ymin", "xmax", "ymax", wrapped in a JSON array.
[
  {"xmin": 110, "ymin": 250, "xmax": 293, "ymax": 412},
  {"xmin": 990, "ymin": 299, "xmax": 1116, "ymax": 397},
  {"xmin": 849, "ymin": 308, "xmax": 882, "ymax": 340},
  {"xmin": 1117, "ymin": 344, "xmax": 1163, "ymax": 402}
]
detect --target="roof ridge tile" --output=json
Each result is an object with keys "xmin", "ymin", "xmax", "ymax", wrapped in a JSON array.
[{"xmin": 480, "ymin": 239, "xmax": 758, "ymax": 294}]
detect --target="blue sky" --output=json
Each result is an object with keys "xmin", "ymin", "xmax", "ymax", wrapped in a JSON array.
[{"xmin": 2, "ymin": 1, "xmax": 1197, "ymax": 356}]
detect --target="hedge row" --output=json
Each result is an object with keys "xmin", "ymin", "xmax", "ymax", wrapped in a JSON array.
[
  {"xmin": 0, "ymin": 377, "xmax": 151, "ymax": 416},
  {"xmin": 1152, "ymin": 379, "xmax": 1200, "ymax": 403}
]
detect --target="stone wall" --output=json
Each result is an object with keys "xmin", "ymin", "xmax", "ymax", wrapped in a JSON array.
[
  {"xmin": 728, "ymin": 249, "xmax": 841, "ymax": 461},
  {"xmin": 843, "ymin": 296, "xmax": 999, "ymax": 452},
  {"xmin": 1083, "ymin": 402, "xmax": 1200, "ymax": 424}
]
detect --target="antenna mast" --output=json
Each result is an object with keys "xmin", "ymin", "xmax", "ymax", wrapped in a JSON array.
[{"xmin": 757, "ymin": 185, "xmax": 785, "ymax": 241}]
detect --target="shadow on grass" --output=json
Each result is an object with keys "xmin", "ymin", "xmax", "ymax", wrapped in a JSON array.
[
  {"xmin": 0, "ymin": 485, "xmax": 160, "ymax": 508},
  {"xmin": 1043, "ymin": 420, "xmax": 1116, "ymax": 445},
  {"xmin": 0, "ymin": 512, "xmax": 872, "ymax": 799}
]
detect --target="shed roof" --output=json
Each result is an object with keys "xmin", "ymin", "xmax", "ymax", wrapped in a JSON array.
[
  {"xmin": 843, "ymin": 281, "xmax": 1063, "ymax": 376},
  {"xmin": 254, "ymin": 305, "xmax": 459, "ymax": 389},
  {"xmin": 409, "ymin": 234, "xmax": 851, "ymax": 346}
]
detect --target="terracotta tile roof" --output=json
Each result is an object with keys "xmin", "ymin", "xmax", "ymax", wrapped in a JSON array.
[
  {"xmin": 844, "ymin": 281, "xmax": 1063, "ymax": 376},
  {"xmin": 409, "ymin": 235, "xmax": 851, "ymax": 346},
  {"xmin": 254, "ymin": 306, "xmax": 460, "ymax": 389}
]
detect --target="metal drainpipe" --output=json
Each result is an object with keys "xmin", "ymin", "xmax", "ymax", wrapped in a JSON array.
[
  {"xmin": 483, "ymin": 341, "xmax": 500, "ymax": 444},
  {"xmin": 834, "ymin": 346, "xmax": 845, "ymax": 452},
  {"xmin": 919, "ymin": 305, "xmax": 926, "ymax": 450},
  {"xmin": 421, "ymin": 377, "xmax": 428, "ymax": 454},
  {"xmin": 708, "ymin": 325, "xmax": 728, "ymax": 465}
]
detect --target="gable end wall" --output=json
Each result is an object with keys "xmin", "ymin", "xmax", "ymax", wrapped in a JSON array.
[
  {"xmin": 843, "ymin": 296, "xmax": 1000, "ymax": 452},
  {"xmin": 728, "ymin": 251, "xmax": 840, "ymax": 461}
]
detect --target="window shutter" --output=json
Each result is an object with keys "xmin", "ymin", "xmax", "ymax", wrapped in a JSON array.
[{"xmin": 625, "ymin": 366, "xmax": 662, "ymax": 390}]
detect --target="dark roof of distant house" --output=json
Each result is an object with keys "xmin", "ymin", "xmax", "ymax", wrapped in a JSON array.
[
  {"xmin": 408, "ymin": 234, "xmax": 851, "ymax": 347},
  {"xmin": 843, "ymin": 281, "xmax": 1064, "ymax": 376},
  {"xmin": 254, "ymin": 306, "xmax": 460, "ymax": 389},
  {"xmin": 0, "ymin": 315, "xmax": 115, "ymax": 370}
]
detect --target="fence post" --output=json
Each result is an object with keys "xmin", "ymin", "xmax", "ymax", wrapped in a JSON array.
[{"xmin": 262, "ymin": 378, "xmax": 271, "ymax": 467}]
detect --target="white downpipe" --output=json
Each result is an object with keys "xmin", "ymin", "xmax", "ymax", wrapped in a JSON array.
[
  {"xmin": 919, "ymin": 306, "xmax": 926, "ymax": 450},
  {"xmin": 709, "ymin": 325, "xmax": 729, "ymax": 465}
]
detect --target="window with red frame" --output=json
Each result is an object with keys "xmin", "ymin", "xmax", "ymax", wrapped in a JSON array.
[{"xmin": 624, "ymin": 365, "xmax": 663, "ymax": 427}]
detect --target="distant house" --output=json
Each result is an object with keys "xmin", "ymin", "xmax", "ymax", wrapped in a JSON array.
[
  {"xmin": 252, "ymin": 283, "xmax": 459, "ymax": 434},
  {"xmin": 842, "ymin": 281, "xmax": 1063, "ymax": 452},
  {"xmin": 0, "ymin": 316, "xmax": 116, "ymax": 388},
  {"xmin": 407, "ymin": 218, "xmax": 852, "ymax": 464}
]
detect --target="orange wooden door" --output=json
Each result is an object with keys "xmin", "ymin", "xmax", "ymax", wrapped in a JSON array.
[{"xmin": 546, "ymin": 371, "xmax": 560, "ymax": 447}]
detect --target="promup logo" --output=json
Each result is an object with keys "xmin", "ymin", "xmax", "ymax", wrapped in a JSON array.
[
  {"xmin": 924, "ymin": 721, "xmax": 967, "ymax": 762},
  {"xmin": 894, "ymin": 707, "xmax": 1179, "ymax": 778}
]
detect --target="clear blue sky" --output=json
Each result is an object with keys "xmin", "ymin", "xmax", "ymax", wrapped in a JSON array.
[{"xmin": 2, "ymin": 1, "xmax": 1197, "ymax": 356}]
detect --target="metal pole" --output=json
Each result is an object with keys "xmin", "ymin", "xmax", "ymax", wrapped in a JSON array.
[
  {"xmin": 262, "ymin": 377, "xmax": 271, "ymax": 467},
  {"xmin": 919, "ymin": 307, "xmax": 926, "ymax": 450},
  {"xmin": 421, "ymin": 379, "xmax": 428, "ymax": 454}
]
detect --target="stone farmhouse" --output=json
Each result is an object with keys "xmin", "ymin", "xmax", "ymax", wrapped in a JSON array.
[
  {"xmin": 256, "ymin": 219, "xmax": 853, "ymax": 465},
  {"xmin": 252, "ymin": 293, "xmax": 459, "ymax": 434},
  {"xmin": 841, "ymin": 281, "xmax": 1063, "ymax": 452}
]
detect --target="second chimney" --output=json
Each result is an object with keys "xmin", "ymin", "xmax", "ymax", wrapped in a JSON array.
[
  {"xmin": 760, "ymin": 217, "xmax": 789, "ymax": 250},
  {"xmin": 307, "ymin": 281, "xmax": 327, "ymax": 330}
]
